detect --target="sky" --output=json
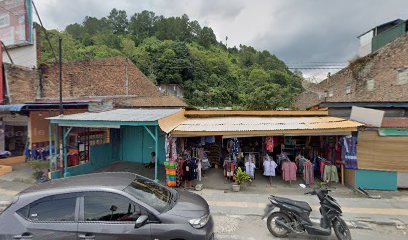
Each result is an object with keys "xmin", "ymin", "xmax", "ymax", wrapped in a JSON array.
[{"xmin": 35, "ymin": 0, "xmax": 408, "ymax": 80}]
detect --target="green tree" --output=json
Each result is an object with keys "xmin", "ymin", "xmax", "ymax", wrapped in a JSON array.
[
  {"xmin": 129, "ymin": 10, "xmax": 157, "ymax": 43},
  {"xmin": 108, "ymin": 8, "xmax": 128, "ymax": 34},
  {"xmin": 243, "ymin": 84, "xmax": 292, "ymax": 110},
  {"xmin": 198, "ymin": 26, "xmax": 217, "ymax": 48}
]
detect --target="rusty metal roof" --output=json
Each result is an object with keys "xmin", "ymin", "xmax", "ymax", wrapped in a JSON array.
[{"xmin": 171, "ymin": 116, "xmax": 363, "ymax": 135}]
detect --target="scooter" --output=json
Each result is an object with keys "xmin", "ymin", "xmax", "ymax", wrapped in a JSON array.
[{"xmin": 263, "ymin": 184, "xmax": 351, "ymax": 240}]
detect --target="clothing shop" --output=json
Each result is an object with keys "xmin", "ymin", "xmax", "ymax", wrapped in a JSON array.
[{"xmin": 162, "ymin": 111, "xmax": 363, "ymax": 188}]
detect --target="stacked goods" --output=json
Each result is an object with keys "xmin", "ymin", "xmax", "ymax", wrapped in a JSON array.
[{"xmin": 164, "ymin": 161, "xmax": 177, "ymax": 187}]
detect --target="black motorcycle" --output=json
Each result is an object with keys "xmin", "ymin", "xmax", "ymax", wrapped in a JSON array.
[{"xmin": 263, "ymin": 185, "xmax": 351, "ymax": 240}]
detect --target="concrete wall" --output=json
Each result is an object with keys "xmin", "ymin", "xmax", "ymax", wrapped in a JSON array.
[
  {"xmin": 2, "ymin": 32, "xmax": 37, "ymax": 69},
  {"xmin": 358, "ymin": 30, "xmax": 373, "ymax": 57}
]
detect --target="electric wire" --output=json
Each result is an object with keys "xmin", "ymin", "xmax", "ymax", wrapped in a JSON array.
[
  {"xmin": 32, "ymin": 0, "xmax": 58, "ymax": 62},
  {"xmin": 0, "ymin": 5, "xmax": 19, "ymax": 16}
]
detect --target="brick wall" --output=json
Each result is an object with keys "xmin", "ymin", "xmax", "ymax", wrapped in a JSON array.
[
  {"xmin": 5, "ymin": 64, "xmax": 38, "ymax": 104},
  {"xmin": 295, "ymin": 33, "xmax": 408, "ymax": 109},
  {"xmin": 40, "ymin": 57, "xmax": 161, "ymax": 99}
]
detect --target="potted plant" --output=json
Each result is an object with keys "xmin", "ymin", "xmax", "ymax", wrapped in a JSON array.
[
  {"xmin": 232, "ymin": 167, "xmax": 252, "ymax": 192},
  {"xmin": 29, "ymin": 160, "xmax": 49, "ymax": 183}
]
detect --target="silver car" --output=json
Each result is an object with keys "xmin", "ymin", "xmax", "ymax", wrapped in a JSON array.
[{"xmin": 0, "ymin": 172, "xmax": 214, "ymax": 240}]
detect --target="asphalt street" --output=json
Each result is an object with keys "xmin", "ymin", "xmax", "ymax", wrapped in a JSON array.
[{"xmin": 213, "ymin": 214, "xmax": 407, "ymax": 240}]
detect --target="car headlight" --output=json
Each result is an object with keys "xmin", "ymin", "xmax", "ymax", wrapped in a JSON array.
[{"xmin": 189, "ymin": 214, "xmax": 210, "ymax": 229}]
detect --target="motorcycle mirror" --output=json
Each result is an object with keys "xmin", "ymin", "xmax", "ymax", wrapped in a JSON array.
[{"xmin": 299, "ymin": 184, "xmax": 306, "ymax": 189}]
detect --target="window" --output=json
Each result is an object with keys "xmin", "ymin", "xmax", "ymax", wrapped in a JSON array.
[
  {"xmin": 124, "ymin": 176, "xmax": 174, "ymax": 213},
  {"xmin": 0, "ymin": 14, "xmax": 10, "ymax": 28},
  {"xmin": 367, "ymin": 79, "xmax": 375, "ymax": 91},
  {"xmin": 84, "ymin": 192, "xmax": 142, "ymax": 222},
  {"xmin": 346, "ymin": 85, "xmax": 352, "ymax": 94},
  {"xmin": 397, "ymin": 68, "xmax": 408, "ymax": 85},
  {"xmin": 18, "ymin": 196, "xmax": 76, "ymax": 222}
]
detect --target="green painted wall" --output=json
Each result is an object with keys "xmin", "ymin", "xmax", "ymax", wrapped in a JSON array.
[
  {"xmin": 372, "ymin": 22, "xmax": 406, "ymax": 52},
  {"xmin": 120, "ymin": 126, "xmax": 166, "ymax": 164},
  {"xmin": 90, "ymin": 143, "xmax": 114, "ymax": 169},
  {"xmin": 51, "ymin": 143, "xmax": 114, "ymax": 179},
  {"xmin": 355, "ymin": 170, "xmax": 397, "ymax": 191},
  {"xmin": 50, "ymin": 126, "xmax": 166, "ymax": 179}
]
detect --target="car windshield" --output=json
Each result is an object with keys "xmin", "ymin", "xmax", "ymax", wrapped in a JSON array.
[{"xmin": 124, "ymin": 176, "xmax": 174, "ymax": 213}]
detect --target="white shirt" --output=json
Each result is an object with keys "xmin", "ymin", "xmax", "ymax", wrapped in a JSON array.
[
  {"xmin": 245, "ymin": 161, "xmax": 256, "ymax": 177},
  {"xmin": 263, "ymin": 159, "xmax": 278, "ymax": 176}
]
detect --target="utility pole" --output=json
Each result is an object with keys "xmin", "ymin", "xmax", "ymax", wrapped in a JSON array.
[{"xmin": 59, "ymin": 38, "xmax": 63, "ymax": 115}]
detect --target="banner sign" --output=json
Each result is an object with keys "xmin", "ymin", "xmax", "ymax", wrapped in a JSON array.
[{"xmin": 0, "ymin": 0, "xmax": 33, "ymax": 47}]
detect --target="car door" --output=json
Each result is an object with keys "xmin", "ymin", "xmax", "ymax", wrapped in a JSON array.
[
  {"xmin": 77, "ymin": 192, "xmax": 151, "ymax": 240},
  {"xmin": 15, "ymin": 194, "xmax": 79, "ymax": 240}
]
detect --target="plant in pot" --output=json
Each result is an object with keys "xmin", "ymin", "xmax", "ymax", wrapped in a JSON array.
[
  {"xmin": 29, "ymin": 160, "xmax": 49, "ymax": 183},
  {"xmin": 232, "ymin": 167, "xmax": 252, "ymax": 192}
]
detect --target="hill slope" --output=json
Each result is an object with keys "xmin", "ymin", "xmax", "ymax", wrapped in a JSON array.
[{"xmin": 40, "ymin": 9, "xmax": 303, "ymax": 109}]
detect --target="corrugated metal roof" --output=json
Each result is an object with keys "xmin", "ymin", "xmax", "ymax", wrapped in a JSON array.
[
  {"xmin": 0, "ymin": 104, "xmax": 26, "ymax": 112},
  {"xmin": 172, "ymin": 116, "xmax": 363, "ymax": 133},
  {"xmin": 48, "ymin": 108, "xmax": 182, "ymax": 122}
]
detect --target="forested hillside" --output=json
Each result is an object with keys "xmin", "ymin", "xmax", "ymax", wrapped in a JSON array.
[{"xmin": 40, "ymin": 9, "xmax": 303, "ymax": 109}]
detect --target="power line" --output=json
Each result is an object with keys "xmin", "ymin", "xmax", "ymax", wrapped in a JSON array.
[
  {"xmin": 32, "ymin": 0, "xmax": 58, "ymax": 62},
  {"xmin": 1, "ymin": 41, "xmax": 14, "ymax": 64},
  {"xmin": 0, "ymin": 5, "xmax": 19, "ymax": 16}
]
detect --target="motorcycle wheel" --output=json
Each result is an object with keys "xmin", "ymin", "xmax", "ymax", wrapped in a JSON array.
[
  {"xmin": 333, "ymin": 218, "xmax": 352, "ymax": 240},
  {"xmin": 267, "ymin": 212, "xmax": 290, "ymax": 238}
]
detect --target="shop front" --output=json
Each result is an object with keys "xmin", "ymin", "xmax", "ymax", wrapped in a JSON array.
[
  {"xmin": 161, "ymin": 112, "xmax": 363, "ymax": 189},
  {"xmin": 47, "ymin": 108, "xmax": 183, "ymax": 181}
]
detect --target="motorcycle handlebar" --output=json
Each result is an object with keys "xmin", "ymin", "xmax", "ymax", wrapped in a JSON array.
[{"xmin": 304, "ymin": 190, "xmax": 316, "ymax": 195}]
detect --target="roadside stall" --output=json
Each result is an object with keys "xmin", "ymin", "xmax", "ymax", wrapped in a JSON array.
[{"xmin": 160, "ymin": 110, "xmax": 363, "ymax": 188}]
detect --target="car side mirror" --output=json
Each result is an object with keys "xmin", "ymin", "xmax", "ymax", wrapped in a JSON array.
[{"xmin": 135, "ymin": 215, "xmax": 149, "ymax": 228}]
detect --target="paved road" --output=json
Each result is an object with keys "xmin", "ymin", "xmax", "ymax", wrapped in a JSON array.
[
  {"xmin": 195, "ymin": 189, "xmax": 408, "ymax": 225},
  {"xmin": 213, "ymin": 214, "xmax": 407, "ymax": 240}
]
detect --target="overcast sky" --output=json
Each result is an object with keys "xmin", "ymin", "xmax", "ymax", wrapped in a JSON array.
[{"xmin": 35, "ymin": 0, "xmax": 408, "ymax": 80}]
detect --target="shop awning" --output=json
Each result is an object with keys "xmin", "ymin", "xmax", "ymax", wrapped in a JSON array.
[
  {"xmin": 48, "ymin": 108, "xmax": 183, "ymax": 128},
  {"xmin": 168, "ymin": 116, "xmax": 364, "ymax": 137}
]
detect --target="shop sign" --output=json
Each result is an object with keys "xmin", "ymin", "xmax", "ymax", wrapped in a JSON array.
[{"xmin": 0, "ymin": 0, "xmax": 33, "ymax": 47}]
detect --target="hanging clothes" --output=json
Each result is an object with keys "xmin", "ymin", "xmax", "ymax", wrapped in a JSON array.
[
  {"xmin": 224, "ymin": 160, "xmax": 236, "ymax": 180},
  {"xmin": 245, "ymin": 160, "xmax": 256, "ymax": 178},
  {"xmin": 265, "ymin": 136, "xmax": 274, "ymax": 152},
  {"xmin": 323, "ymin": 164, "xmax": 339, "ymax": 183},
  {"xmin": 282, "ymin": 161, "xmax": 297, "ymax": 182},
  {"xmin": 231, "ymin": 138, "xmax": 240, "ymax": 157},
  {"xmin": 342, "ymin": 136, "xmax": 358, "ymax": 169},
  {"xmin": 263, "ymin": 156, "xmax": 278, "ymax": 176},
  {"xmin": 303, "ymin": 161, "xmax": 314, "ymax": 185},
  {"xmin": 182, "ymin": 160, "xmax": 193, "ymax": 181},
  {"xmin": 197, "ymin": 160, "xmax": 202, "ymax": 182}
]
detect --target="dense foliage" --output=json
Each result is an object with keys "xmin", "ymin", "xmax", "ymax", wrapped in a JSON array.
[{"xmin": 40, "ymin": 9, "xmax": 303, "ymax": 109}]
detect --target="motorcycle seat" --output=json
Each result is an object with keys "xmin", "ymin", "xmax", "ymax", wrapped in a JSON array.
[{"xmin": 273, "ymin": 196, "xmax": 312, "ymax": 212}]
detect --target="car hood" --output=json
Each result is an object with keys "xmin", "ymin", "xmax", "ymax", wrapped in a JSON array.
[{"xmin": 166, "ymin": 190, "xmax": 209, "ymax": 218}]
